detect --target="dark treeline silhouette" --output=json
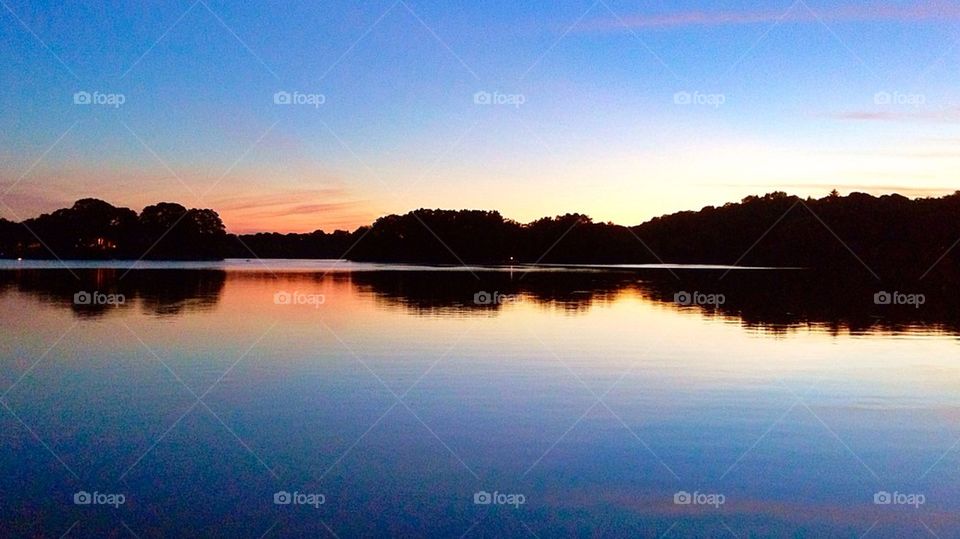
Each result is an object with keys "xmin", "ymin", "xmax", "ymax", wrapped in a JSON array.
[
  {"xmin": 234, "ymin": 229, "xmax": 355, "ymax": 259},
  {"xmin": 0, "ymin": 198, "xmax": 228, "ymax": 260},
  {"xmin": 341, "ymin": 191, "xmax": 960, "ymax": 281},
  {"xmin": 3, "ymin": 191, "xmax": 960, "ymax": 280}
]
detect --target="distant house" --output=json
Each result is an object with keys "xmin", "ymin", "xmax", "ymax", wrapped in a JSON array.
[{"xmin": 93, "ymin": 237, "xmax": 117, "ymax": 250}]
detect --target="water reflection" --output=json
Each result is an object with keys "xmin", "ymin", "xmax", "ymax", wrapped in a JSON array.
[
  {"xmin": 2, "ymin": 267, "xmax": 958, "ymax": 336},
  {"xmin": 0, "ymin": 269, "xmax": 225, "ymax": 318},
  {"xmin": 3, "ymin": 265, "xmax": 960, "ymax": 537}
]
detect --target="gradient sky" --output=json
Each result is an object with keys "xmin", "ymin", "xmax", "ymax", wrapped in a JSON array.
[{"xmin": 1, "ymin": 0, "xmax": 959, "ymax": 233}]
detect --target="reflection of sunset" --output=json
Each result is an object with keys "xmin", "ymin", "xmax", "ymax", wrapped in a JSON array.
[
  {"xmin": 7, "ymin": 269, "xmax": 958, "ymax": 395},
  {"xmin": 4, "ymin": 268, "xmax": 960, "ymax": 537}
]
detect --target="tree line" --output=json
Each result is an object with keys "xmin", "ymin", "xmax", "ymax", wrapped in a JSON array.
[
  {"xmin": 0, "ymin": 198, "xmax": 227, "ymax": 260},
  {"xmin": 2, "ymin": 191, "xmax": 960, "ymax": 280}
]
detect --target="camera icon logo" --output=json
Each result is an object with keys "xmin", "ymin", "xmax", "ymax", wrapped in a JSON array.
[
  {"xmin": 674, "ymin": 491, "xmax": 692, "ymax": 504},
  {"xmin": 274, "ymin": 91, "xmax": 292, "ymax": 105},
  {"xmin": 474, "ymin": 491, "xmax": 492, "ymax": 505},
  {"xmin": 874, "ymin": 91, "xmax": 892, "ymax": 106},
  {"xmin": 673, "ymin": 91, "xmax": 692, "ymax": 105},
  {"xmin": 74, "ymin": 491, "xmax": 92, "ymax": 505},
  {"xmin": 474, "ymin": 91, "xmax": 492, "ymax": 105},
  {"xmin": 673, "ymin": 291, "xmax": 692, "ymax": 305},
  {"xmin": 274, "ymin": 491, "xmax": 292, "ymax": 505},
  {"xmin": 473, "ymin": 291, "xmax": 493, "ymax": 305},
  {"xmin": 874, "ymin": 291, "xmax": 892, "ymax": 305},
  {"xmin": 74, "ymin": 291, "xmax": 92, "ymax": 305},
  {"xmin": 274, "ymin": 291, "xmax": 292, "ymax": 305},
  {"xmin": 73, "ymin": 91, "xmax": 92, "ymax": 105},
  {"xmin": 874, "ymin": 491, "xmax": 892, "ymax": 504}
]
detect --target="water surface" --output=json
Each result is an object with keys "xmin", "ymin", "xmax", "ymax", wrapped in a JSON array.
[{"xmin": 1, "ymin": 262, "xmax": 958, "ymax": 537}]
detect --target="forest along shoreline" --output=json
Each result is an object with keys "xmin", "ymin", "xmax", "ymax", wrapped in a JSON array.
[{"xmin": 2, "ymin": 191, "xmax": 960, "ymax": 283}]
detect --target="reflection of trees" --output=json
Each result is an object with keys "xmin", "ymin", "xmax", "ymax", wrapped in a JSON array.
[
  {"xmin": 0, "ymin": 269, "xmax": 225, "ymax": 318},
  {"xmin": 349, "ymin": 270, "xmax": 631, "ymax": 316},
  {"xmin": 637, "ymin": 270, "xmax": 960, "ymax": 336},
  {"xmin": 348, "ymin": 269, "xmax": 960, "ymax": 335},
  {"xmin": 130, "ymin": 270, "xmax": 226, "ymax": 316},
  {"xmin": 3, "ymin": 267, "xmax": 960, "ymax": 335}
]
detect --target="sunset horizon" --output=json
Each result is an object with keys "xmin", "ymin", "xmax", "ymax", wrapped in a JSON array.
[
  {"xmin": 4, "ymin": 1, "xmax": 960, "ymax": 233},
  {"xmin": 5, "ymin": 186, "xmax": 960, "ymax": 236},
  {"xmin": 4, "ymin": 1, "xmax": 960, "ymax": 537}
]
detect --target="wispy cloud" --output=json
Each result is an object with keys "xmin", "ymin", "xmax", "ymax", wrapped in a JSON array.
[
  {"xmin": 212, "ymin": 189, "xmax": 351, "ymax": 213},
  {"xmin": 0, "ymin": 175, "xmax": 374, "ymax": 233},
  {"xmin": 827, "ymin": 108, "xmax": 960, "ymax": 122},
  {"xmin": 210, "ymin": 188, "xmax": 373, "ymax": 233},
  {"xmin": 581, "ymin": 1, "xmax": 960, "ymax": 30}
]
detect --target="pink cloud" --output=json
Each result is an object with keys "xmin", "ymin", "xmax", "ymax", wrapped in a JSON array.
[
  {"xmin": 0, "ymin": 171, "xmax": 375, "ymax": 233},
  {"xmin": 209, "ymin": 189, "xmax": 373, "ymax": 233},
  {"xmin": 582, "ymin": 1, "xmax": 960, "ymax": 30}
]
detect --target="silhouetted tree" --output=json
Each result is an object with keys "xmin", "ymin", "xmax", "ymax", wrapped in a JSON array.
[
  {"xmin": 14, "ymin": 199, "xmax": 138, "ymax": 259},
  {"xmin": 138, "ymin": 203, "xmax": 227, "ymax": 259},
  {"xmin": 0, "ymin": 199, "xmax": 227, "ymax": 260},
  {"xmin": 0, "ymin": 218, "xmax": 23, "ymax": 258}
]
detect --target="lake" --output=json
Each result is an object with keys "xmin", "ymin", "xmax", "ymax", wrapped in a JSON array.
[{"xmin": 1, "ymin": 261, "xmax": 958, "ymax": 537}]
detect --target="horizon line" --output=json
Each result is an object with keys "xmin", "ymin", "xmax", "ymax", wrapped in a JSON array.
[{"xmin": 5, "ymin": 189, "xmax": 959, "ymax": 236}]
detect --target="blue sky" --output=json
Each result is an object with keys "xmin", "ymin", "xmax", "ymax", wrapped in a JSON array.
[{"xmin": 1, "ymin": 0, "xmax": 959, "ymax": 232}]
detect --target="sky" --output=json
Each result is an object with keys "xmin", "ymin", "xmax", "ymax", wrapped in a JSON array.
[{"xmin": 1, "ymin": 0, "xmax": 959, "ymax": 233}]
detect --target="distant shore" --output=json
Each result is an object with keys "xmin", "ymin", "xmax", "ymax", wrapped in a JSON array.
[{"xmin": 3, "ymin": 191, "xmax": 959, "ymax": 282}]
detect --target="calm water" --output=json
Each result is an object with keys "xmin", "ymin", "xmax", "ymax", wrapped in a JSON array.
[{"xmin": 1, "ymin": 262, "xmax": 959, "ymax": 537}]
